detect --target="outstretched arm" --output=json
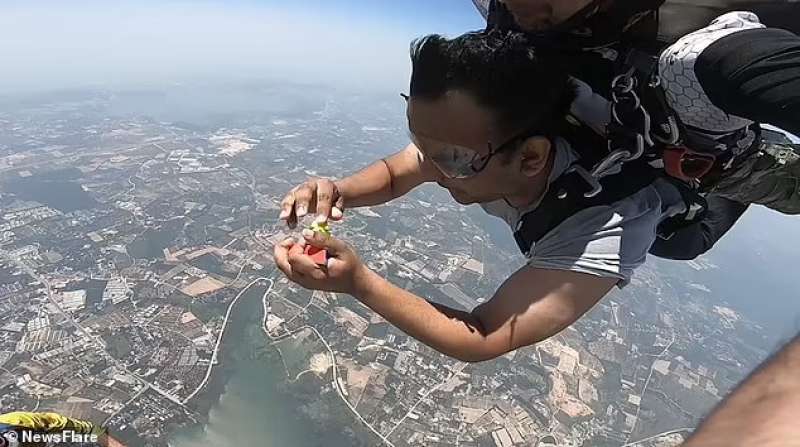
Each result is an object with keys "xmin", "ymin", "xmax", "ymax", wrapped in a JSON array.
[
  {"xmin": 274, "ymin": 232, "xmax": 617, "ymax": 362},
  {"xmin": 353, "ymin": 264, "xmax": 616, "ymax": 362},
  {"xmin": 684, "ymin": 334, "xmax": 800, "ymax": 447},
  {"xmin": 336, "ymin": 142, "xmax": 438, "ymax": 208},
  {"xmin": 279, "ymin": 142, "xmax": 438, "ymax": 228}
]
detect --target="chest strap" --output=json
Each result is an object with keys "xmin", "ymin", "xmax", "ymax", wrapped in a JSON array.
[{"xmin": 513, "ymin": 160, "xmax": 659, "ymax": 255}]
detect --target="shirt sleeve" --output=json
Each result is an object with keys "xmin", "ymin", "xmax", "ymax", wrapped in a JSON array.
[{"xmin": 526, "ymin": 180, "xmax": 683, "ymax": 284}]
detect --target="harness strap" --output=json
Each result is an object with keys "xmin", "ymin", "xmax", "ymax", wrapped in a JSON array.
[
  {"xmin": 513, "ymin": 160, "xmax": 659, "ymax": 255},
  {"xmin": 513, "ymin": 158, "xmax": 709, "ymax": 255},
  {"xmin": 657, "ymin": 178, "xmax": 709, "ymax": 240}
]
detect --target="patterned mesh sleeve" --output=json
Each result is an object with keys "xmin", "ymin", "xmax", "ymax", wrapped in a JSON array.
[{"xmin": 658, "ymin": 12, "xmax": 764, "ymax": 134}]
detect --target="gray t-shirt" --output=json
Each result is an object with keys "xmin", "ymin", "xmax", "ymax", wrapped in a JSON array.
[{"xmin": 480, "ymin": 138, "xmax": 687, "ymax": 283}]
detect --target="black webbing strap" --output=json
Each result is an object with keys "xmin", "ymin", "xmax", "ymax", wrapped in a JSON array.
[
  {"xmin": 620, "ymin": 48, "xmax": 683, "ymax": 147},
  {"xmin": 656, "ymin": 177, "xmax": 709, "ymax": 240},
  {"xmin": 513, "ymin": 160, "xmax": 711, "ymax": 254},
  {"xmin": 513, "ymin": 160, "xmax": 659, "ymax": 255}
]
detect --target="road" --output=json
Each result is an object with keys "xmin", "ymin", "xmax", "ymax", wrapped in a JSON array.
[
  {"xmin": 624, "ymin": 332, "xmax": 677, "ymax": 444},
  {"xmin": 182, "ymin": 276, "xmax": 273, "ymax": 403},
  {"xmin": 103, "ymin": 386, "xmax": 149, "ymax": 425},
  {"xmin": 261, "ymin": 290, "xmax": 396, "ymax": 446},
  {"xmin": 621, "ymin": 427, "xmax": 694, "ymax": 447},
  {"xmin": 385, "ymin": 362, "xmax": 469, "ymax": 437},
  {"xmin": 1, "ymin": 249, "xmax": 186, "ymax": 408}
]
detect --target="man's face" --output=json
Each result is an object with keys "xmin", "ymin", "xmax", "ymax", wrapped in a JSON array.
[
  {"xmin": 407, "ymin": 91, "xmax": 538, "ymax": 205},
  {"xmin": 500, "ymin": 0, "xmax": 595, "ymax": 31}
]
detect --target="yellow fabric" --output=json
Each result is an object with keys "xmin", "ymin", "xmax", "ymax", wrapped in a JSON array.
[{"xmin": 0, "ymin": 412, "xmax": 104, "ymax": 435}]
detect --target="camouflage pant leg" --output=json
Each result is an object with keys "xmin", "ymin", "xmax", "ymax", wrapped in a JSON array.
[{"xmin": 710, "ymin": 143, "xmax": 800, "ymax": 215}]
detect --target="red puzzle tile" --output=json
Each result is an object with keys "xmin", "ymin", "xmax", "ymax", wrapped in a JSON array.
[{"xmin": 304, "ymin": 245, "xmax": 328, "ymax": 265}]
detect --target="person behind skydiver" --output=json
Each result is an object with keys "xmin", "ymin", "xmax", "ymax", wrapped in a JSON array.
[
  {"xmin": 472, "ymin": 0, "xmax": 800, "ymax": 259},
  {"xmin": 274, "ymin": 31, "xmax": 713, "ymax": 362}
]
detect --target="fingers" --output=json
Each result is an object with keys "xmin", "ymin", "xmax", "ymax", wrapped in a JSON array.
[
  {"xmin": 280, "ymin": 178, "xmax": 345, "ymax": 229},
  {"xmin": 279, "ymin": 181, "xmax": 314, "ymax": 229},
  {"xmin": 302, "ymin": 229, "xmax": 348, "ymax": 255},
  {"xmin": 288, "ymin": 249, "xmax": 326, "ymax": 281},
  {"xmin": 314, "ymin": 180, "xmax": 335, "ymax": 224},
  {"xmin": 276, "ymin": 237, "xmax": 325, "ymax": 285},
  {"xmin": 273, "ymin": 238, "xmax": 294, "ymax": 277},
  {"xmin": 331, "ymin": 194, "xmax": 345, "ymax": 220},
  {"xmin": 279, "ymin": 191, "xmax": 297, "ymax": 228},
  {"xmin": 293, "ymin": 181, "xmax": 315, "ymax": 220}
]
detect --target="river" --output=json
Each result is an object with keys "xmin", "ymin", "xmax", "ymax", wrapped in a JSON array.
[{"xmin": 168, "ymin": 283, "xmax": 368, "ymax": 447}]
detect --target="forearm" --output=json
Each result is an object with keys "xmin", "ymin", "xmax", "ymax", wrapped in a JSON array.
[
  {"xmin": 336, "ymin": 143, "xmax": 430, "ymax": 208},
  {"xmin": 353, "ymin": 268, "xmax": 503, "ymax": 362},
  {"xmin": 335, "ymin": 159, "xmax": 395, "ymax": 208},
  {"xmin": 684, "ymin": 335, "xmax": 800, "ymax": 447}
]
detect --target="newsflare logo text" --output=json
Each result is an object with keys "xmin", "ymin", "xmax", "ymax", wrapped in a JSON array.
[{"xmin": 1, "ymin": 428, "xmax": 99, "ymax": 446}]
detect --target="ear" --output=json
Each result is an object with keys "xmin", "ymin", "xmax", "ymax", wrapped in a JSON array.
[{"xmin": 517, "ymin": 136, "xmax": 551, "ymax": 177}]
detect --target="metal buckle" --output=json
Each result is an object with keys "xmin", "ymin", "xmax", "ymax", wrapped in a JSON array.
[
  {"xmin": 563, "ymin": 165, "xmax": 603, "ymax": 198},
  {"xmin": 594, "ymin": 70, "xmax": 654, "ymax": 186},
  {"xmin": 654, "ymin": 116, "xmax": 681, "ymax": 146},
  {"xmin": 575, "ymin": 68, "xmax": 680, "ymax": 201}
]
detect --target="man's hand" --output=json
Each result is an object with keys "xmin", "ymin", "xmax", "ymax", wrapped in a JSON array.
[
  {"xmin": 279, "ymin": 178, "xmax": 345, "ymax": 229},
  {"xmin": 273, "ymin": 230, "xmax": 370, "ymax": 294}
]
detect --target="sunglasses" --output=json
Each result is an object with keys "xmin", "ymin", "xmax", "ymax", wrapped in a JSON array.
[{"xmin": 403, "ymin": 93, "xmax": 542, "ymax": 179}]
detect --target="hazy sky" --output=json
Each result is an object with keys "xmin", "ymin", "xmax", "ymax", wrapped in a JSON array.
[{"xmin": 0, "ymin": 0, "xmax": 484, "ymax": 94}]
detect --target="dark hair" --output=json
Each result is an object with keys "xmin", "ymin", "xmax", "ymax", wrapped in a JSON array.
[{"xmin": 409, "ymin": 30, "xmax": 575, "ymax": 136}]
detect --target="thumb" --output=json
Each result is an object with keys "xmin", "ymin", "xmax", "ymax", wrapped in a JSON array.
[
  {"xmin": 331, "ymin": 195, "xmax": 345, "ymax": 220},
  {"xmin": 302, "ymin": 229, "xmax": 348, "ymax": 255}
]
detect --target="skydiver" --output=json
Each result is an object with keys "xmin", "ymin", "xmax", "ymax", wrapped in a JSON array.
[
  {"xmin": 276, "ymin": 2, "xmax": 798, "ymax": 360},
  {"xmin": 274, "ymin": 31, "xmax": 708, "ymax": 362},
  {"xmin": 473, "ymin": 0, "xmax": 800, "ymax": 259}
]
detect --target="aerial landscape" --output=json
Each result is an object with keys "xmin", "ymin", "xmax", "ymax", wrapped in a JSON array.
[
  {"xmin": 0, "ymin": 83, "xmax": 780, "ymax": 446},
  {"xmin": 1, "ymin": 1, "xmax": 799, "ymax": 446}
]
